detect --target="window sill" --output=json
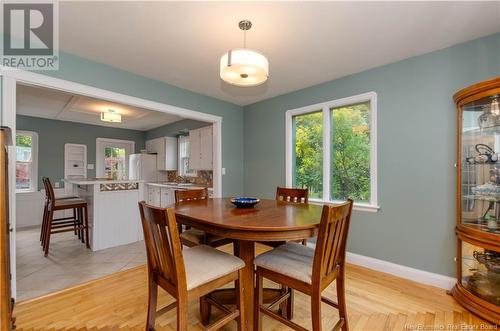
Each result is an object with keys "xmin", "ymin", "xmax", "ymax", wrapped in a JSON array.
[
  {"xmin": 309, "ymin": 198, "xmax": 380, "ymax": 213},
  {"xmin": 16, "ymin": 189, "xmax": 37, "ymax": 194}
]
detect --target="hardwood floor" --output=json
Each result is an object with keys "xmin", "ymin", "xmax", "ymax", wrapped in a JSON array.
[{"xmin": 14, "ymin": 244, "xmax": 490, "ymax": 330}]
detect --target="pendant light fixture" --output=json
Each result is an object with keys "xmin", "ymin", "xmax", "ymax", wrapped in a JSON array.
[{"xmin": 220, "ymin": 20, "xmax": 269, "ymax": 87}]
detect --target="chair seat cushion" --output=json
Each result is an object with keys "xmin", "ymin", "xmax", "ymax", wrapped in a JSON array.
[
  {"xmin": 54, "ymin": 198, "xmax": 86, "ymax": 207},
  {"xmin": 183, "ymin": 245, "xmax": 244, "ymax": 290},
  {"xmin": 180, "ymin": 228, "xmax": 226, "ymax": 245},
  {"xmin": 254, "ymin": 242, "xmax": 315, "ymax": 284}
]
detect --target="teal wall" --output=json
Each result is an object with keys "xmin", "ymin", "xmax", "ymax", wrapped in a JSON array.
[
  {"xmin": 243, "ymin": 33, "xmax": 500, "ymax": 277},
  {"xmin": 26, "ymin": 52, "xmax": 244, "ymax": 196},
  {"xmin": 17, "ymin": 115, "xmax": 146, "ymax": 189},
  {"xmin": 146, "ymin": 119, "xmax": 210, "ymax": 139}
]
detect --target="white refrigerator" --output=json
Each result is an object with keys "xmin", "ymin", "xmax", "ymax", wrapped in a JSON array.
[{"xmin": 129, "ymin": 154, "xmax": 157, "ymax": 181}]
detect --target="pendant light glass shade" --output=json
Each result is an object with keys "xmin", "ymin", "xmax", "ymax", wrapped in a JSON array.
[{"xmin": 220, "ymin": 48, "xmax": 269, "ymax": 87}]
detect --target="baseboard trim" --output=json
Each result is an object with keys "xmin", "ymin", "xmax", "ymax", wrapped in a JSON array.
[{"xmin": 346, "ymin": 252, "xmax": 456, "ymax": 290}]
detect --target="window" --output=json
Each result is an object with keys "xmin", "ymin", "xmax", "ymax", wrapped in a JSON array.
[
  {"xmin": 286, "ymin": 92, "xmax": 378, "ymax": 211},
  {"xmin": 16, "ymin": 130, "xmax": 38, "ymax": 192},
  {"xmin": 178, "ymin": 135, "xmax": 197, "ymax": 177},
  {"xmin": 96, "ymin": 138, "xmax": 134, "ymax": 180}
]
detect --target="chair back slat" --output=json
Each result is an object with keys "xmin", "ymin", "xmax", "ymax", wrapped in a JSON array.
[
  {"xmin": 42, "ymin": 177, "xmax": 56, "ymax": 205},
  {"xmin": 175, "ymin": 188, "xmax": 208, "ymax": 203},
  {"xmin": 275, "ymin": 187, "xmax": 308, "ymax": 204},
  {"xmin": 138, "ymin": 202, "xmax": 186, "ymax": 290},
  {"xmin": 312, "ymin": 200, "xmax": 353, "ymax": 282}
]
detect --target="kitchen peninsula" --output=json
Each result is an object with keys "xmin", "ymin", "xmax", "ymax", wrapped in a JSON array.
[{"xmin": 64, "ymin": 178, "xmax": 145, "ymax": 251}]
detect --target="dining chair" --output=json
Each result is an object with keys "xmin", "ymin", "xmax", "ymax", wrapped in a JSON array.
[
  {"xmin": 276, "ymin": 187, "xmax": 309, "ymax": 246},
  {"xmin": 138, "ymin": 201, "xmax": 245, "ymax": 331},
  {"xmin": 276, "ymin": 187, "xmax": 309, "ymax": 204},
  {"xmin": 175, "ymin": 189, "xmax": 232, "ymax": 248},
  {"xmin": 41, "ymin": 177, "xmax": 90, "ymax": 256},
  {"xmin": 254, "ymin": 199, "xmax": 354, "ymax": 331}
]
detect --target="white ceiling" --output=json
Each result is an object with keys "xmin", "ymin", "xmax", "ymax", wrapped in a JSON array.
[
  {"xmin": 16, "ymin": 84, "xmax": 182, "ymax": 131},
  {"xmin": 55, "ymin": 2, "xmax": 500, "ymax": 105}
]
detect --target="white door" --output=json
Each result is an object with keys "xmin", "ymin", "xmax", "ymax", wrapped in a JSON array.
[{"xmin": 96, "ymin": 138, "xmax": 135, "ymax": 179}]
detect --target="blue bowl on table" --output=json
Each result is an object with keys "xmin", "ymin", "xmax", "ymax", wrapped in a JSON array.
[{"xmin": 230, "ymin": 197, "xmax": 260, "ymax": 208}]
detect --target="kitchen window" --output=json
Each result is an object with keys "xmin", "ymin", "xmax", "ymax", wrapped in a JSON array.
[
  {"xmin": 285, "ymin": 92, "xmax": 378, "ymax": 211},
  {"xmin": 16, "ymin": 130, "xmax": 38, "ymax": 192},
  {"xmin": 178, "ymin": 135, "xmax": 197, "ymax": 177}
]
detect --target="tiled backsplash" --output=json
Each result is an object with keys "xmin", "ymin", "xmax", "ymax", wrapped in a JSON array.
[{"xmin": 162, "ymin": 170, "xmax": 213, "ymax": 187}]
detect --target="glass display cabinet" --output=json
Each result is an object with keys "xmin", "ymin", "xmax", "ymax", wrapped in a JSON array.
[{"xmin": 452, "ymin": 77, "xmax": 500, "ymax": 324}]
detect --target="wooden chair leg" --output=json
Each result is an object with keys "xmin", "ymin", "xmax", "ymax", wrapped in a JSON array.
[
  {"xmin": 311, "ymin": 291, "xmax": 322, "ymax": 331},
  {"xmin": 73, "ymin": 208, "xmax": 77, "ymax": 235},
  {"xmin": 79, "ymin": 208, "xmax": 85, "ymax": 243},
  {"xmin": 336, "ymin": 276, "xmax": 348, "ymax": 331},
  {"xmin": 199, "ymin": 296, "xmax": 211, "ymax": 326},
  {"xmin": 236, "ymin": 272, "xmax": 245, "ymax": 331},
  {"xmin": 279, "ymin": 286, "xmax": 288, "ymax": 318},
  {"xmin": 286, "ymin": 287, "xmax": 294, "ymax": 320},
  {"xmin": 177, "ymin": 297, "xmax": 188, "ymax": 331},
  {"xmin": 146, "ymin": 277, "xmax": 158, "ymax": 331},
  {"xmin": 44, "ymin": 209, "xmax": 54, "ymax": 257},
  {"xmin": 83, "ymin": 206, "xmax": 90, "ymax": 249},
  {"xmin": 301, "ymin": 239, "xmax": 307, "ymax": 246},
  {"xmin": 254, "ymin": 269, "xmax": 263, "ymax": 331},
  {"xmin": 40, "ymin": 204, "xmax": 48, "ymax": 244},
  {"xmin": 76, "ymin": 207, "xmax": 81, "ymax": 240}
]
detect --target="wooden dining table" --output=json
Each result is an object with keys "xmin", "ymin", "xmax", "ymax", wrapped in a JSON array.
[{"xmin": 173, "ymin": 198, "xmax": 324, "ymax": 331}]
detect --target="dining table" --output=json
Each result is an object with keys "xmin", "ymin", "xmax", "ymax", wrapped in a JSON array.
[{"xmin": 173, "ymin": 197, "xmax": 324, "ymax": 331}]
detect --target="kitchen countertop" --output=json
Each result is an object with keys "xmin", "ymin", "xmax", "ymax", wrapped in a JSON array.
[
  {"xmin": 145, "ymin": 182, "xmax": 213, "ymax": 191},
  {"xmin": 64, "ymin": 178, "xmax": 145, "ymax": 185}
]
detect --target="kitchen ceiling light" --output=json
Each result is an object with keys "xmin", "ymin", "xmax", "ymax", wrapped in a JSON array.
[
  {"xmin": 101, "ymin": 109, "xmax": 121, "ymax": 123},
  {"xmin": 220, "ymin": 20, "xmax": 269, "ymax": 87}
]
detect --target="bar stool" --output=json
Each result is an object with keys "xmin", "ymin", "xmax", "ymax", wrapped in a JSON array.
[
  {"xmin": 40, "ymin": 177, "xmax": 81, "ymax": 244},
  {"xmin": 41, "ymin": 177, "xmax": 90, "ymax": 256}
]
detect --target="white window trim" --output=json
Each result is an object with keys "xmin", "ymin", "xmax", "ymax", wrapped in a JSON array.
[
  {"xmin": 177, "ymin": 135, "xmax": 197, "ymax": 177},
  {"xmin": 285, "ymin": 91, "xmax": 379, "ymax": 212},
  {"xmin": 16, "ymin": 130, "xmax": 38, "ymax": 193},
  {"xmin": 95, "ymin": 138, "xmax": 135, "ymax": 179}
]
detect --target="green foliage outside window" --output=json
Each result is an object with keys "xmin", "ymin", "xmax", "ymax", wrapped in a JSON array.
[
  {"xmin": 16, "ymin": 134, "xmax": 32, "ymax": 147},
  {"xmin": 294, "ymin": 111, "xmax": 323, "ymax": 198},
  {"xmin": 331, "ymin": 103, "xmax": 370, "ymax": 202},
  {"xmin": 293, "ymin": 102, "xmax": 371, "ymax": 202}
]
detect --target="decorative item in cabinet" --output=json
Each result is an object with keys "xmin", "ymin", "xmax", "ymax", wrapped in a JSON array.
[{"xmin": 452, "ymin": 77, "xmax": 500, "ymax": 324}]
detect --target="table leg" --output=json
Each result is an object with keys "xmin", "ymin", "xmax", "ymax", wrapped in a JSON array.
[{"xmin": 236, "ymin": 240, "xmax": 255, "ymax": 331}]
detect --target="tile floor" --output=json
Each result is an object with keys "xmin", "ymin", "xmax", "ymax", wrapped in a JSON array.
[{"xmin": 16, "ymin": 227, "xmax": 147, "ymax": 301}]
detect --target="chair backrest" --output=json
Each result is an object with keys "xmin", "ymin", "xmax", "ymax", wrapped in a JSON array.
[
  {"xmin": 312, "ymin": 200, "xmax": 353, "ymax": 285},
  {"xmin": 276, "ymin": 187, "xmax": 308, "ymax": 204},
  {"xmin": 175, "ymin": 188, "xmax": 208, "ymax": 204},
  {"xmin": 138, "ymin": 202, "xmax": 187, "ymax": 294},
  {"xmin": 42, "ymin": 177, "xmax": 55, "ymax": 204}
]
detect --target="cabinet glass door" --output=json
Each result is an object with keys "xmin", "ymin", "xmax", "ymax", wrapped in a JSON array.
[
  {"xmin": 461, "ymin": 241, "xmax": 500, "ymax": 306},
  {"xmin": 461, "ymin": 94, "xmax": 500, "ymax": 235}
]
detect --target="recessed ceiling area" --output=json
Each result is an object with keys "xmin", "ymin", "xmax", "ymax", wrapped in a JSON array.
[
  {"xmin": 55, "ymin": 1, "xmax": 500, "ymax": 106},
  {"xmin": 16, "ymin": 84, "xmax": 182, "ymax": 131}
]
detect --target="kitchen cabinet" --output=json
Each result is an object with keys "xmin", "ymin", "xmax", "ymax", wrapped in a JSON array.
[
  {"xmin": 146, "ymin": 185, "xmax": 175, "ymax": 208},
  {"xmin": 145, "ymin": 137, "xmax": 177, "ymax": 171},
  {"xmin": 147, "ymin": 185, "xmax": 161, "ymax": 206},
  {"xmin": 189, "ymin": 126, "xmax": 213, "ymax": 170}
]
